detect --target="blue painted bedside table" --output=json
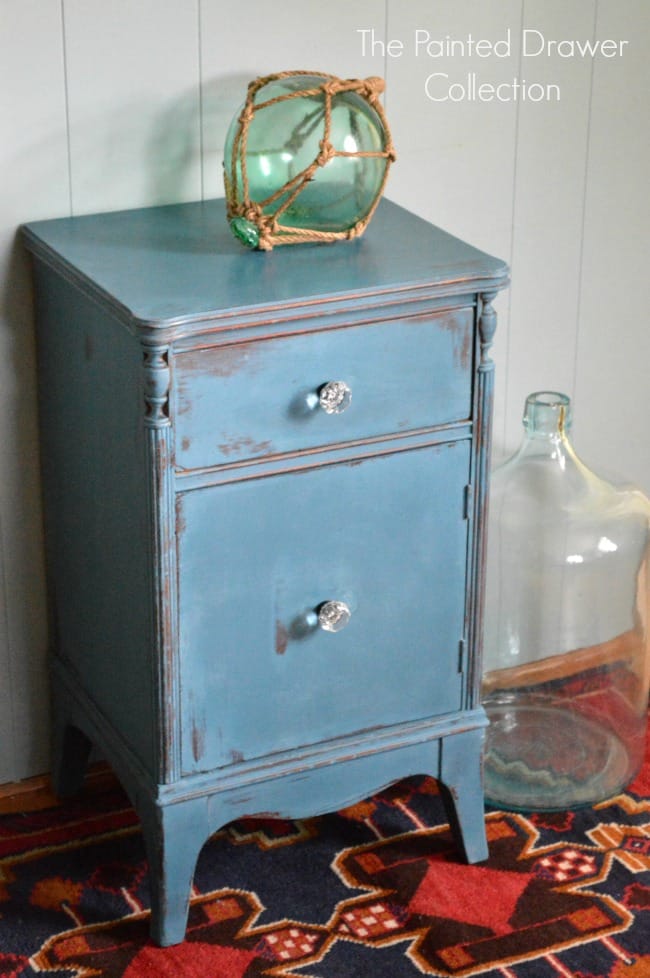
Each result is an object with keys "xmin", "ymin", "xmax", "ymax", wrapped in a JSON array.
[{"xmin": 23, "ymin": 198, "xmax": 509, "ymax": 945}]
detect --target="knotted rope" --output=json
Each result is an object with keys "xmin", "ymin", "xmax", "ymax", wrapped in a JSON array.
[{"xmin": 224, "ymin": 71, "xmax": 396, "ymax": 250}]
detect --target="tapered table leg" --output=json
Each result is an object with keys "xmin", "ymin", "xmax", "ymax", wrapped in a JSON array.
[
  {"xmin": 51, "ymin": 702, "xmax": 92, "ymax": 799},
  {"xmin": 140, "ymin": 795, "xmax": 211, "ymax": 946},
  {"xmin": 439, "ymin": 728, "xmax": 489, "ymax": 864}
]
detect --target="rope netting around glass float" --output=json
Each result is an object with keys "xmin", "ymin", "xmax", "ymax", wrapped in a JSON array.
[{"xmin": 224, "ymin": 71, "xmax": 396, "ymax": 250}]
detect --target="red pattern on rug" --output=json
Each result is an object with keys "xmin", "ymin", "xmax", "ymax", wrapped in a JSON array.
[{"xmin": 0, "ymin": 721, "xmax": 648, "ymax": 977}]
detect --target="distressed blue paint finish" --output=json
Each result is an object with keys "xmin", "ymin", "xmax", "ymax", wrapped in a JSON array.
[
  {"xmin": 173, "ymin": 308, "xmax": 473, "ymax": 469},
  {"xmin": 22, "ymin": 197, "xmax": 509, "ymax": 946},
  {"xmin": 178, "ymin": 442, "xmax": 470, "ymax": 773},
  {"xmin": 31, "ymin": 262, "xmax": 157, "ymax": 777},
  {"xmin": 23, "ymin": 198, "xmax": 507, "ymax": 327}
]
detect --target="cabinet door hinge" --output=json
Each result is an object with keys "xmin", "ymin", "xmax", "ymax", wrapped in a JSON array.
[
  {"xmin": 458, "ymin": 637, "xmax": 466, "ymax": 673},
  {"xmin": 463, "ymin": 483, "xmax": 473, "ymax": 520}
]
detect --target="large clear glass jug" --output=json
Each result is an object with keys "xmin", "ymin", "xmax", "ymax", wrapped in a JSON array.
[{"xmin": 482, "ymin": 392, "xmax": 650, "ymax": 810}]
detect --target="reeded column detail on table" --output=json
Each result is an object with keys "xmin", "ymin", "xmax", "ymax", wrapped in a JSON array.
[
  {"xmin": 465, "ymin": 291, "xmax": 500, "ymax": 709},
  {"xmin": 142, "ymin": 342, "xmax": 180, "ymax": 782}
]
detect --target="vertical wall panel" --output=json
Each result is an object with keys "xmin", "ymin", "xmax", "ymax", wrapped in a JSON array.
[
  {"xmin": 384, "ymin": 0, "xmax": 522, "ymax": 455},
  {"xmin": 0, "ymin": 0, "xmax": 70, "ymax": 781},
  {"xmin": 574, "ymin": 0, "xmax": 650, "ymax": 491},
  {"xmin": 503, "ymin": 0, "xmax": 596, "ymax": 457},
  {"xmin": 63, "ymin": 0, "xmax": 202, "ymax": 214},
  {"xmin": 198, "ymin": 0, "xmax": 387, "ymax": 200},
  {"xmin": 384, "ymin": 0, "xmax": 521, "ymax": 252}
]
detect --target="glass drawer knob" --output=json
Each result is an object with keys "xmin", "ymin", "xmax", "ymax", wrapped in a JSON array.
[
  {"xmin": 318, "ymin": 381, "xmax": 352, "ymax": 414},
  {"xmin": 318, "ymin": 600, "xmax": 352, "ymax": 633}
]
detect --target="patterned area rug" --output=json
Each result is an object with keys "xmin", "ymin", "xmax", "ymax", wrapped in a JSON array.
[{"xmin": 0, "ymin": 730, "xmax": 649, "ymax": 977}]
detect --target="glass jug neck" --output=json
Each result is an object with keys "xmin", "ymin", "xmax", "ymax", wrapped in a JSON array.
[{"xmin": 522, "ymin": 391, "xmax": 572, "ymax": 443}]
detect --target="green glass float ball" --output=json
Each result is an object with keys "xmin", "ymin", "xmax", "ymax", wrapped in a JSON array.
[{"xmin": 224, "ymin": 73, "xmax": 394, "ymax": 249}]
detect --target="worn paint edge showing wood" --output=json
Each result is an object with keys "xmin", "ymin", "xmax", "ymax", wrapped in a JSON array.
[
  {"xmin": 465, "ymin": 292, "xmax": 499, "ymax": 711},
  {"xmin": 118, "ymin": 271, "xmax": 508, "ymax": 340},
  {"xmin": 142, "ymin": 343, "xmax": 181, "ymax": 784},
  {"xmin": 51, "ymin": 651, "xmax": 488, "ymax": 808},
  {"xmin": 21, "ymin": 226, "xmax": 508, "ymax": 339},
  {"xmin": 174, "ymin": 426, "xmax": 473, "ymax": 490},
  {"xmin": 167, "ymin": 708, "xmax": 489, "ymax": 804},
  {"xmin": 169, "ymin": 296, "xmax": 478, "ymax": 351}
]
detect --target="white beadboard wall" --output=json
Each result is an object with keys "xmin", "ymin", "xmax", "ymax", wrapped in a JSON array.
[{"xmin": 0, "ymin": 0, "xmax": 648, "ymax": 783}]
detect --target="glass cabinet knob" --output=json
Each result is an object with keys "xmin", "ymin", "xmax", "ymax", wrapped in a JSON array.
[
  {"xmin": 318, "ymin": 381, "xmax": 352, "ymax": 414},
  {"xmin": 317, "ymin": 600, "xmax": 352, "ymax": 633}
]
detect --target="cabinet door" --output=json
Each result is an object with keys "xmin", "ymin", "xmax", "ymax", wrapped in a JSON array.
[{"xmin": 177, "ymin": 441, "xmax": 470, "ymax": 774}]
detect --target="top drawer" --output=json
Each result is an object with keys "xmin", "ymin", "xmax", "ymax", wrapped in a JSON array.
[{"xmin": 172, "ymin": 307, "xmax": 474, "ymax": 471}]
